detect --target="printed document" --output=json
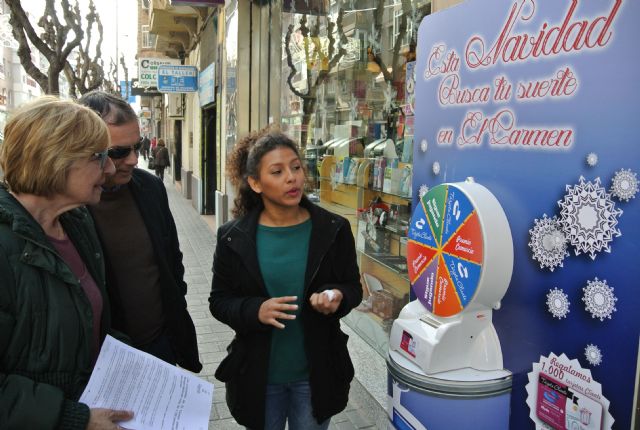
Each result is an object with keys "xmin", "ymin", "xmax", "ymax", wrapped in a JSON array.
[{"xmin": 80, "ymin": 335, "xmax": 213, "ymax": 430}]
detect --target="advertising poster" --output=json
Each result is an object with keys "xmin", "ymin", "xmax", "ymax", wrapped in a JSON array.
[
  {"xmin": 138, "ymin": 57, "xmax": 181, "ymax": 88},
  {"xmin": 526, "ymin": 353, "xmax": 611, "ymax": 429},
  {"xmin": 412, "ymin": 0, "xmax": 639, "ymax": 428}
]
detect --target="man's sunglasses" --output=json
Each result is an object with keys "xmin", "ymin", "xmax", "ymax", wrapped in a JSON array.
[
  {"xmin": 91, "ymin": 149, "xmax": 110, "ymax": 170},
  {"xmin": 108, "ymin": 139, "xmax": 143, "ymax": 159}
]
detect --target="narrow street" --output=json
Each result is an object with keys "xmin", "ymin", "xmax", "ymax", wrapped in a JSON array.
[{"xmin": 151, "ymin": 164, "xmax": 381, "ymax": 429}]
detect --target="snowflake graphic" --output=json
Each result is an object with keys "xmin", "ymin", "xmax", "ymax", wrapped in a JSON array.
[
  {"xmin": 529, "ymin": 215, "xmax": 569, "ymax": 271},
  {"xmin": 317, "ymin": 86, "xmax": 326, "ymax": 113},
  {"xmin": 408, "ymin": 3, "xmax": 420, "ymax": 42},
  {"xmin": 349, "ymin": 96, "xmax": 358, "ymax": 120},
  {"xmin": 610, "ymin": 168, "xmax": 638, "ymax": 202},
  {"xmin": 383, "ymin": 82, "xmax": 396, "ymax": 113},
  {"xmin": 582, "ymin": 277, "xmax": 617, "ymax": 321},
  {"xmin": 546, "ymin": 287, "xmax": 570, "ymax": 319},
  {"xmin": 369, "ymin": 22, "xmax": 381, "ymax": 53},
  {"xmin": 585, "ymin": 344, "xmax": 603, "ymax": 366},
  {"xmin": 432, "ymin": 161, "xmax": 441, "ymax": 175},
  {"xmin": 420, "ymin": 139, "xmax": 428, "ymax": 153},
  {"xmin": 557, "ymin": 176, "xmax": 623, "ymax": 260},
  {"xmin": 418, "ymin": 184, "xmax": 429, "ymax": 198},
  {"xmin": 586, "ymin": 152, "xmax": 598, "ymax": 167}
]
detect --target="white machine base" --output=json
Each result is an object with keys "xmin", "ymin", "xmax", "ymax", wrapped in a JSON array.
[{"xmin": 389, "ymin": 300, "xmax": 504, "ymax": 374}]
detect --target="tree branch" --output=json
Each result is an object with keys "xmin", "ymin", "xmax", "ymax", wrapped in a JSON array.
[
  {"xmin": 7, "ymin": 11, "xmax": 49, "ymax": 91},
  {"xmin": 6, "ymin": 0, "xmax": 56, "ymax": 60},
  {"xmin": 284, "ymin": 24, "xmax": 305, "ymax": 99},
  {"xmin": 60, "ymin": 0, "xmax": 84, "ymax": 60},
  {"xmin": 6, "ymin": 0, "xmax": 102, "ymax": 95}
]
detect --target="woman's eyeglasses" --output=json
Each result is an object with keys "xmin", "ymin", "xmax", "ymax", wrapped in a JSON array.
[
  {"xmin": 91, "ymin": 149, "xmax": 110, "ymax": 170},
  {"xmin": 108, "ymin": 139, "xmax": 143, "ymax": 159}
]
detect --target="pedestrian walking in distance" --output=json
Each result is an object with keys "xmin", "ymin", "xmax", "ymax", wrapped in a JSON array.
[
  {"xmin": 154, "ymin": 139, "xmax": 170, "ymax": 181},
  {"xmin": 141, "ymin": 134, "xmax": 151, "ymax": 161},
  {"xmin": 210, "ymin": 127, "xmax": 363, "ymax": 430}
]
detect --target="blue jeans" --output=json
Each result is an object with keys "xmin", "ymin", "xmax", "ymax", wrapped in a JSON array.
[{"xmin": 253, "ymin": 381, "xmax": 330, "ymax": 430}]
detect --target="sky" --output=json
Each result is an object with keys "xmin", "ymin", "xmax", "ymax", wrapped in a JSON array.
[{"xmin": 24, "ymin": 0, "xmax": 139, "ymax": 81}]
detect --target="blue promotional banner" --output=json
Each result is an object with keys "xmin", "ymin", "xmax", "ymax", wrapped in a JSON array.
[
  {"xmin": 157, "ymin": 65, "xmax": 198, "ymax": 93},
  {"xmin": 119, "ymin": 81, "xmax": 136, "ymax": 104},
  {"xmin": 199, "ymin": 63, "xmax": 215, "ymax": 107},
  {"xmin": 413, "ymin": 1, "xmax": 638, "ymax": 428}
]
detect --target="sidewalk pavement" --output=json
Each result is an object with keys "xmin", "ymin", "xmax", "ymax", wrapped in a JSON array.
[{"xmin": 155, "ymin": 165, "xmax": 382, "ymax": 430}]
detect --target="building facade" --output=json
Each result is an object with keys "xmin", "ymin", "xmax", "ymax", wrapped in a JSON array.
[{"xmin": 144, "ymin": 0, "xmax": 462, "ymax": 424}]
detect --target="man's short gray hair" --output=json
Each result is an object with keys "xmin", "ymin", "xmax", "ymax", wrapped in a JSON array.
[{"xmin": 78, "ymin": 90, "xmax": 138, "ymax": 125}]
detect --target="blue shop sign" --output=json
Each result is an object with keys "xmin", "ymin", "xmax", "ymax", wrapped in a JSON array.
[
  {"xmin": 119, "ymin": 81, "xmax": 136, "ymax": 103},
  {"xmin": 199, "ymin": 63, "xmax": 215, "ymax": 107},
  {"xmin": 157, "ymin": 65, "xmax": 198, "ymax": 93}
]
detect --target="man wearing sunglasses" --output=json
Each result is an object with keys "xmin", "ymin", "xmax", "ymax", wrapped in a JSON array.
[{"xmin": 78, "ymin": 91, "xmax": 202, "ymax": 374}]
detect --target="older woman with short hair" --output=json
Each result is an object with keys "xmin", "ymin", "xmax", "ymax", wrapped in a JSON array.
[{"xmin": 0, "ymin": 96, "xmax": 133, "ymax": 429}]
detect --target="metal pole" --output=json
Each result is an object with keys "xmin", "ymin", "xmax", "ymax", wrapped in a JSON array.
[{"xmin": 115, "ymin": 0, "xmax": 119, "ymax": 91}]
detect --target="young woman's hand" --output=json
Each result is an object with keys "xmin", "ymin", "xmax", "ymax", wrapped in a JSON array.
[
  {"xmin": 310, "ymin": 289, "xmax": 343, "ymax": 315},
  {"xmin": 258, "ymin": 296, "xmax": 298, "ymax": 329},
  {"xmin": 86, "ymin": 408, "xmax": 134, "ymax": 429}
]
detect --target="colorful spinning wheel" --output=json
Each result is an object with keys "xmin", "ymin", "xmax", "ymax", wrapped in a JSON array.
[{"xmin": 407, "ymin": 184, "xmax": 485, "ymax": 317}]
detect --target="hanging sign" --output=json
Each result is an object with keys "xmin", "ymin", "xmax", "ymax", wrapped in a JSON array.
[
  {"xmin": 138, "ymin": 57, "xmax": 181, "ymax": 88},
  {"xmin": 157, "ymin": 65, "xmax": 198, "ymax": 93},
  {"xmin": 199, "ymin": 63, "xmax": 215, "ymax": 106}
]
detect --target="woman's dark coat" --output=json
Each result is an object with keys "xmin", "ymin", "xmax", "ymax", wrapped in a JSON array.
[
  {"xmin": 0, "ymin": 186, "xmax": 112, "ymax": 428},
  {"xmin": 154, "ymin": 146, "xmax": 170, "ymax": 168},
  {"xmin": 209, "ymin": 198, "xmax": 363, "ymax": 429}
]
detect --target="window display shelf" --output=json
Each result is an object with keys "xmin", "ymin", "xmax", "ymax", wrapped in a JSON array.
[
  {"xmin": 362, "ymin": 251, "xmax": 409, "ymax": 282},
  {"xmin": 344, "ymin": 309, "xmax": 391, "ymax": 357},
  {"xmin": 373, "ymin": 189, "xmax": 412, "ymax": 202},
  {"xmin": 318, "ymin": 153, "xmax": 412, "ymax": 350}
]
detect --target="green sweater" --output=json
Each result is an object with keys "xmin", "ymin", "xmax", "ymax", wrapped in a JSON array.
[{"xmin": 257, "ymin": 219, "xmax": 312, "ymax": 384}]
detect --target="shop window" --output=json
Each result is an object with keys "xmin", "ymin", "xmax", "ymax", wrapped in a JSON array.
[
  {"xmin": 279, "ymin": 0, "xmax": 430, "ymax": 356},
  {"xmin": 392, "ymin": 9, "xmax": 413, "ymax": 48}
]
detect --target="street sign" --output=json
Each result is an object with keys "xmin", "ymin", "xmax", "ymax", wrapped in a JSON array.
[
  {"xmin": 138, "ymin": 57, "xmax": 181, "ymax": 88},
  {"xmin": 131, "ymin": 79, "xmax": 162, "ymax": 97},
  {"xmin": 119, "ymin": 81, "xmax": 136, "ymax": 103},
  {"xmin": 199, "ymin": 63, "xmax": 215, "ymax": 106},
  {"xmin": 157, "ymin": 65, "xmax": 198, "ymax": 93}
]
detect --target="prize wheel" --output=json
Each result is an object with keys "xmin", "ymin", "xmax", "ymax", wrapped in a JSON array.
[{"xmin": 406, "ymin": 181, "xmax": 513, "ymax": 317}]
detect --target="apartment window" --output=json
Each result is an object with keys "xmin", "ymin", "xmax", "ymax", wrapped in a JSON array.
[
  {"xmin": 142, "ymin": 25, "xmax": 156, "ymax": 48},
  {"xmin": 392, "ymin": 8, "xmax": 413, "ymax": 48},
  {"xmin": 142, "ymin": 0, "xmax": 150, "ymax": 9}
]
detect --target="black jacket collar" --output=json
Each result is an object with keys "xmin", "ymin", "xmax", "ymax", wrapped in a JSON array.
[{"xmin": 224, "ymin": 197, "xmax": 344, "ymax": 293}]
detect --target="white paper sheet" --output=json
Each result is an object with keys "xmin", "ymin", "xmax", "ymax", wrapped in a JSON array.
[{"xmin": 80, "ymin": 335, "xmax": 213, "ymax": 430}]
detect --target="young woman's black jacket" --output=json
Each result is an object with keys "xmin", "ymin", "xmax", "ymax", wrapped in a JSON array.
[{"xmin": 209, "ymin": 197, "xmax": 363, "ymax": 429}]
